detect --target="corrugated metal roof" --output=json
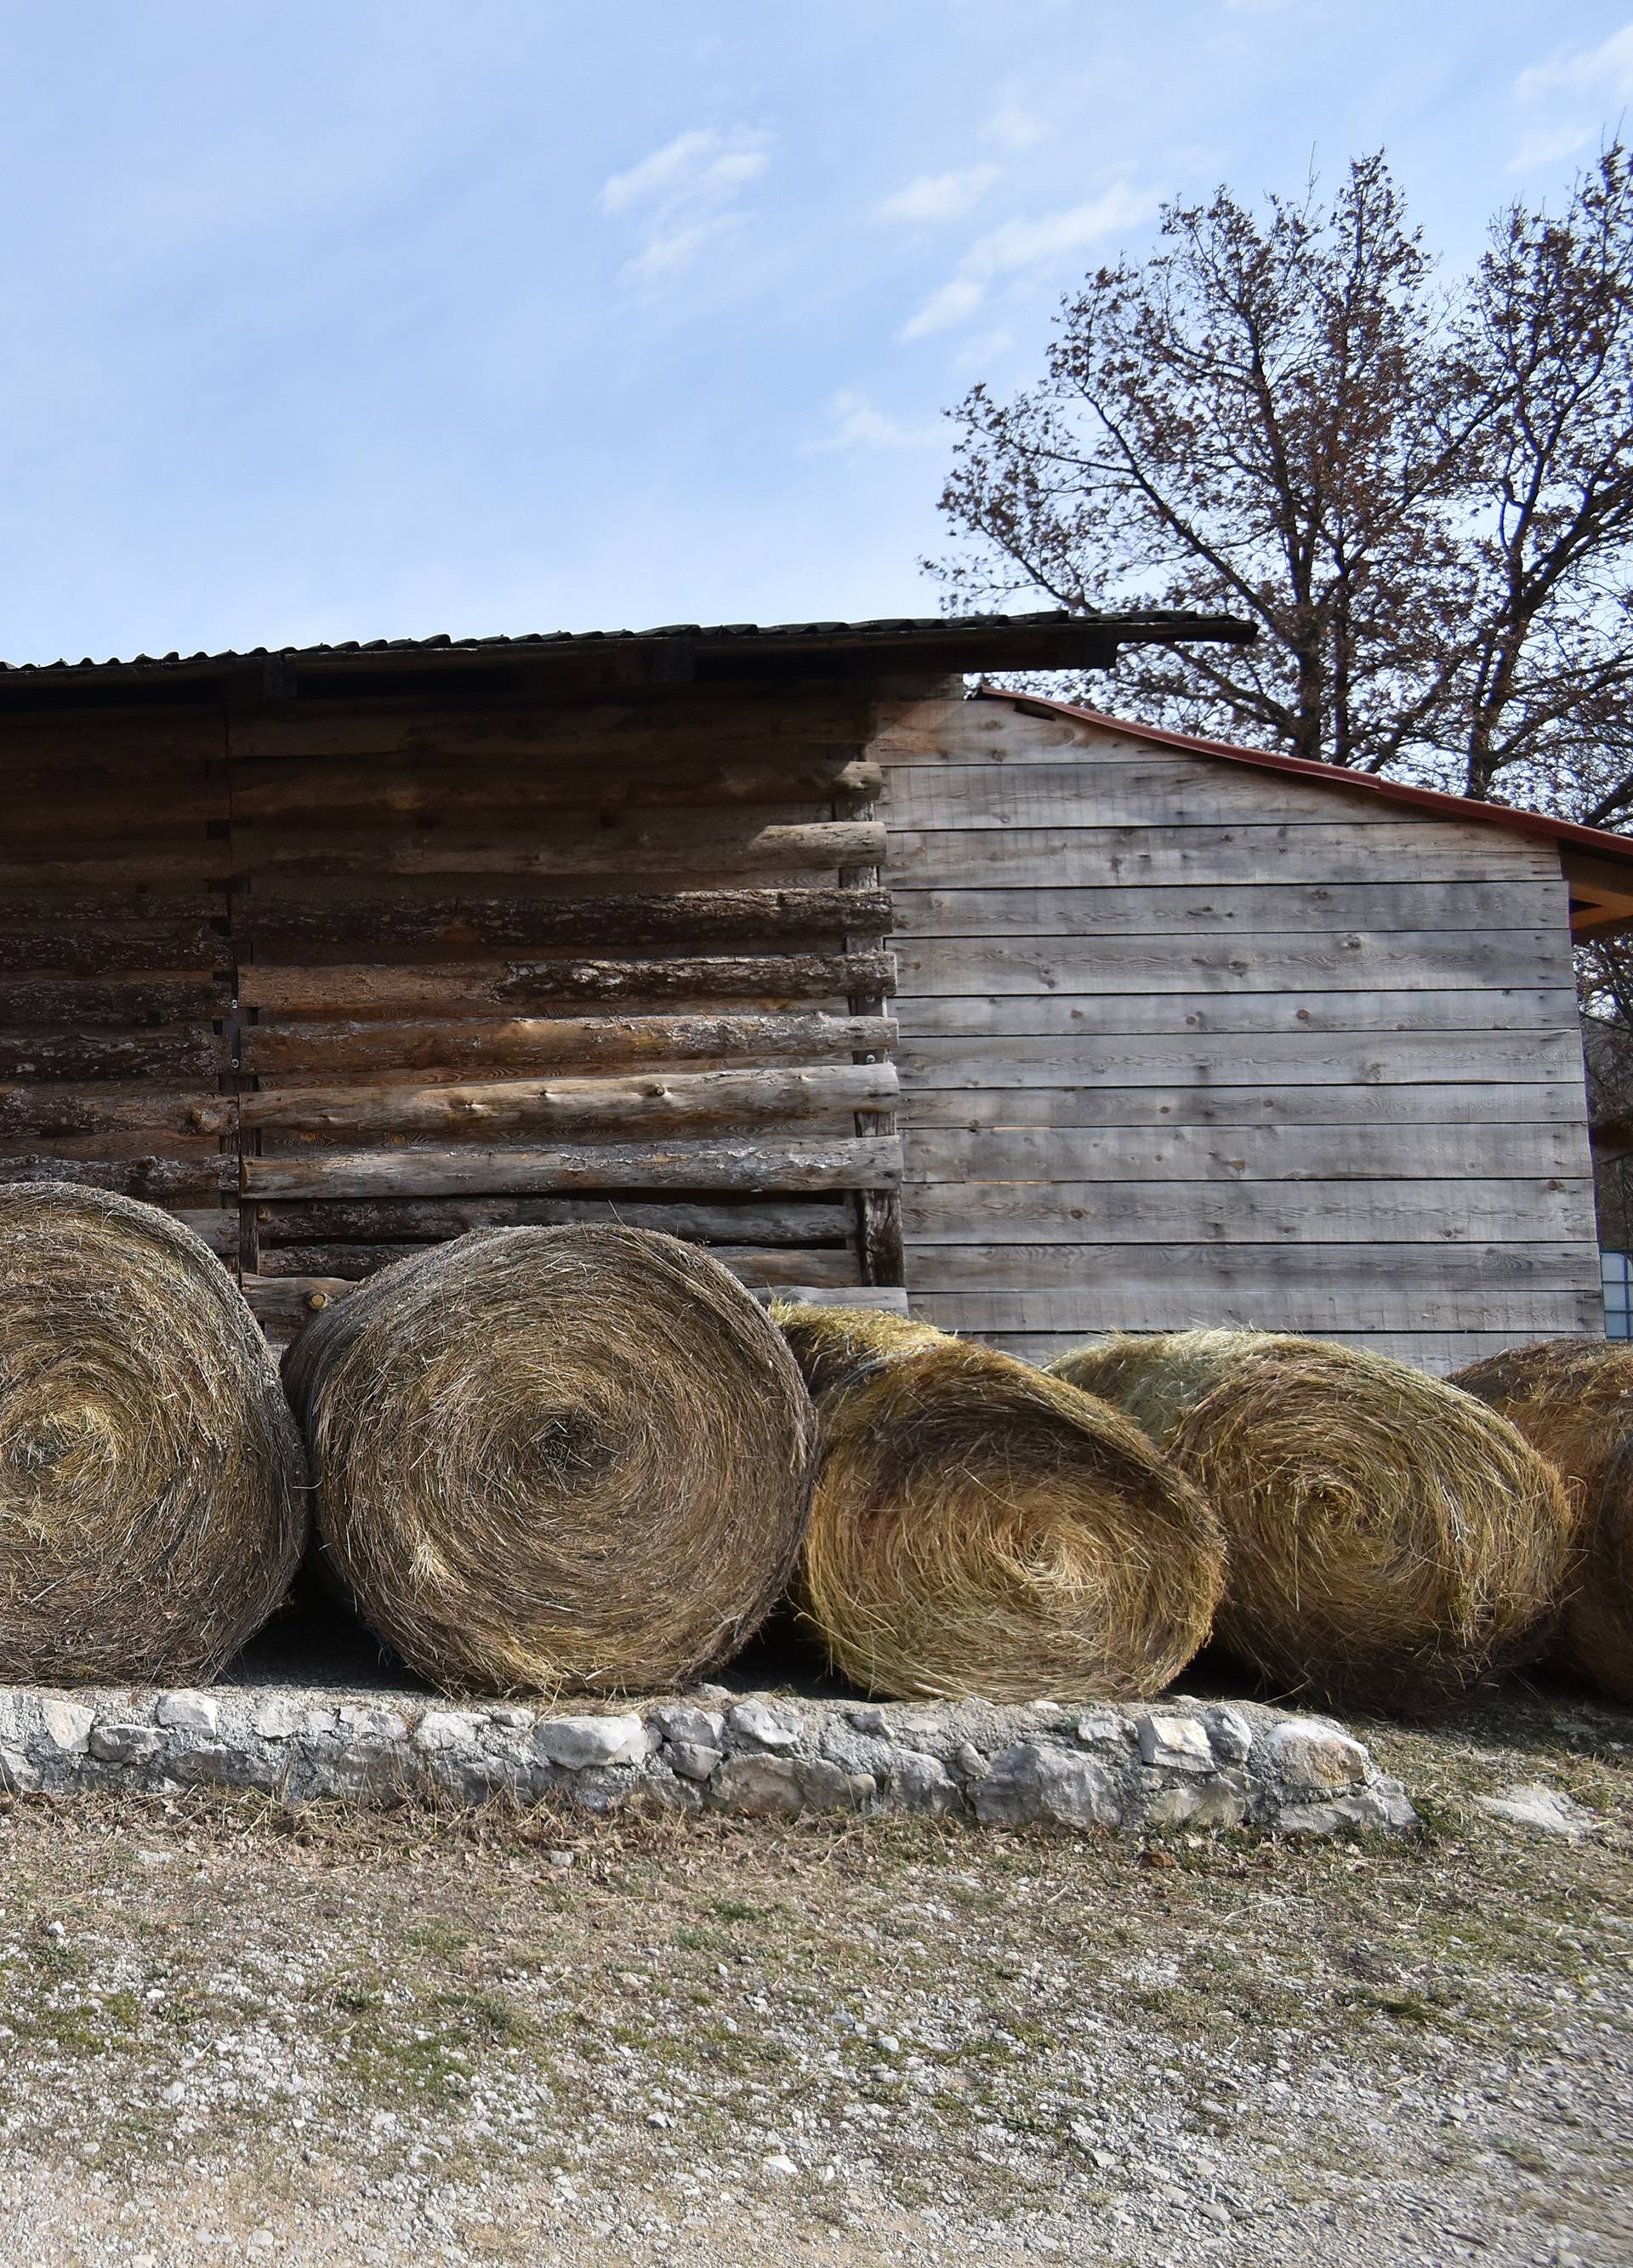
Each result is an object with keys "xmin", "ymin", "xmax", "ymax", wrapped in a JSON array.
[{"xmin": 0, "ymin": 606, "xmax": 1249, "ymax": 681}]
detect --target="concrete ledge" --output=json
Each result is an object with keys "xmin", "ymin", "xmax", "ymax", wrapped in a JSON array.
[{"xmin": 0, "ymin": 1684, "xmax": 1416, "ymax": 1838}]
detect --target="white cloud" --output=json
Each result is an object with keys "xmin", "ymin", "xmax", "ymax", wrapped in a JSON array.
[
  {"xmin": 967, "ymin": 185, "xmax": 1154, "ymax": 276},
  {"xmin": 1507, "ymin": 124, "xmax": 1596, "ymax": 174},
  {"xmin": 802, "ymin": 390, "xmax": 942, "ymax": 453},
  {"xmin": 1516, "ymin": 24, "xmax": 1633, "ymax": 102},
  {"xmin": 900, "ymin": 183, "xmax": 1154, "ymax": 340},
  {"xmin": 1508, "ymin": 24, "xmax": 1633, "ymax": 178},
  {"xmin": 600, "ymin": 124, "xmax": 771, "ymax": 282},
  {"xmin": 874, "ymin": 164, "xmax": 1002, "ymax": 225},
  {"xmin": 901, "ymin": 276, "xmax": 987, "ymax": 339},
  {"xmin": 983, "ymin": 100, "xmax": 1051, "ymax": 153}
]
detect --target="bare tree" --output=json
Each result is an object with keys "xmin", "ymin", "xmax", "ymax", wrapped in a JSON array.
[{"xmin": 933, "ymin": 148, "xmax": 1633, "ymax": 821}]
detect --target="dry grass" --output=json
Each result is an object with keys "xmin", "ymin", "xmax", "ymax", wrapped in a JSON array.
[
  {"xmin": 1052, "ymin": 1330, "xmax": 1575, "ymax": 1713},
  {"xmin": 1454, "ymin": 1337, "xmax": 1633, "ymax": 1704},
  {"xmin": 284, "ymin": 1225, "xmax": 817, "ymax": 1697},
  {"xmin": 776, "ymin": 1305, "xmax": 1225, "ymax": 1704},
  {"xmin": 0, "ymin": 1180, "xmax": 307, "ymax": 1684}
]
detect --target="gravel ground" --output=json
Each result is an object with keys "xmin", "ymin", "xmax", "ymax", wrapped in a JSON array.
[{"xmin": 0, "ymin": 1678, "xmax": 1626, "ymax": 2268}]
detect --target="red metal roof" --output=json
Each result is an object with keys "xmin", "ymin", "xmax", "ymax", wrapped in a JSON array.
[{"xmin": 982, "ymin": 688, "xmax": 1633, "ymax": 872}]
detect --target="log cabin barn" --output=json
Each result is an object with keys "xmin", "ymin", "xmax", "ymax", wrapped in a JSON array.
[{"xmin": 1, "ymin": 606, "xmax": 1630, "ymax": 1376}]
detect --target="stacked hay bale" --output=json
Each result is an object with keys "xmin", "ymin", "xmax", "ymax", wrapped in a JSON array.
[
  {"xmin": 0, "ymin": 1181, "xmax": 307, "ymax": 1684},
  {"xmin": 775, "ymin": 1303, "xmax": 1226, "ymax": 1703},
  {"xmin": 1452, "ymin": 1339, "xmax": 1633, "ymax": 1703},
  {"xmin": 284, "ymin": 1224, "xmax": 817, "ymax": 1695},
  {"xmin": 1051, "ymin": 1331, "xmax": 1574, "ymax": 1712}
]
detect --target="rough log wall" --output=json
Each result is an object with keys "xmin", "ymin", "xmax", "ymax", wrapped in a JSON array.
[
  {"xmin": 0, "ymin": 684, "xmax": 907, "ymax": 1344},
  {"xmin": 232, "ymin": 685, "xmax": 904, "ymax": 1340},
  {"xmin": 0, "ymin": 707, "xmax": 238, "ymax": 1257}
]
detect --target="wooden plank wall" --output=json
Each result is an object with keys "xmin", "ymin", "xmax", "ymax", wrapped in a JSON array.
[
  {"xmin": 226, "ymin": 683, "xmax": 902, "ymax": 1344},
  {"xmin": 873, "ymin": 697, "xmax": 1604, "ymax": 1374},
  {"xmin": 0, "ymin": 705, "xmax": 237, "ymax": 1258}
]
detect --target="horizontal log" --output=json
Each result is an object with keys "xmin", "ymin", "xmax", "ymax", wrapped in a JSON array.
[
  {"xmin": 255, "ymin": 1239, "xmax": 860, "ymax": 1288},
  {"xmin": 0, "ymin": 922, "xmax": 225, "ymax": 975},
  {"xmin": 239, "ymin": 886, "xmax": 892, "ymax": 954},
  {"xmin": 256, "ymin": 1242, "xmax": 434, "ymax": 1279},
  {"xmin": 0, "ymin": 974, "xmax": 228, "ymax": 1026},
  {"xmin": 1, "ymin": 772, "xmax": 220, "ymax": 841},
  {"xmin": 0, "ymin": 710, "xmax": 225, "ymax": 766},
  {"xmin": 902, "ymin": 1118, "xmax": 1592, "ymax": 1184},
  {"xmin": 237, "ymin": 814, "xmax": 886, "ymax": 880},
  {"xmin": 239, "ymin": 951, "xmax": 896, "ymax": 1017},
  {"xmin": 243, "ymin": 1062, "xmax": 898, "ymax": 1139},
  {"xmin": 244, "ymin": 1276, "xmax": 355, "ymax": 1331},
  {"xmin": 245, "ymin": 1009, "xmax": 897, "ymax": 1078},
  {"xmin": 225, "ymin": 691, "xmax": 867, "ymax": 761},
  {"xmin": 0, "ymin": 844, "xmax": 231, "ymax": 887},
  {"xmin": 255, "ymin": 1194, "xmax": 854, "ymax": 1245},
  {"xmin": 0, "ymin": 1030, "xmax": 225, "ymax": 1081},
  {"xmin": 170, "ymin": 1208, "xmax": 241, "ymax": 1258},
  {"xmin": 0, "ymin": 1154, "xmax": 232, "ymax": 1200},
  {"xmin": 242, "ymin": 1134, "xmax": 903, "ymax": 1200},
  {"xmin": 231, "ymin": 750, "xmax": 882, "ymax": 819},
  {"xmin": 0, "ymin": 1086, "xmax": 231, "ymax": 1138},
  {"xmin": 0, "ymin": 889, "xmax": 225, "ymax": 926},
  {"xmin": 0, "ymin": 1130, "xmax": 225, "ymax": 1164},
  {"xmin": 901, "ymin": 1176, "xmax": 1596, "ymax": 1246}
]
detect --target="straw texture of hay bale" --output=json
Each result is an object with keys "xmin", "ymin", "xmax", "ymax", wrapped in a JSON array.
[
  {"xmin": 284, "ymin": 1225, "xmax": 817, "ymax": 1696},
  {"xmin": 774, "ymin": 1304, "xmax": 1226, "ymax": 1704},
  {"xmin": 0, "ymin": 1180, "xmax": 307, "ymax": 1684},
  {"xmin": 1051, "ymin": 1331, "xmax": 1574, "ymax": 1712},
  {"xmin": 1451, "ymin": 1338, "xmax": 1633, "ymax": 1704}
]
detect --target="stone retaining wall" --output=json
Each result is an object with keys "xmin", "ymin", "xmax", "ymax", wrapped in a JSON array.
[{"xmin": 0, "ymin": 1685, "xmax": 1417, "ymax": 1838}]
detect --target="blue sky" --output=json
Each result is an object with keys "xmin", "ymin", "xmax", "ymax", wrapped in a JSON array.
[{"xmin": 0, "ymin": 1, "xmax": 1628, "ymax": 662}]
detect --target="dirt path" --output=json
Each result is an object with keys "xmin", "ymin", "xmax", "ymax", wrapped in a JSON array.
[{"xmin": 0, "ymin": 1682, "xmax": 1627, "ymax": 2268}]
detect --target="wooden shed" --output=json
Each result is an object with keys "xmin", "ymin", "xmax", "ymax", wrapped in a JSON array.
[
  {"xmin": 0, "ymin": 609, "xmax": 1238, "ymax": 1345},
  {"xmin": 3, "ymin": 609, "xmax": 1630, "ymax": 1376}
]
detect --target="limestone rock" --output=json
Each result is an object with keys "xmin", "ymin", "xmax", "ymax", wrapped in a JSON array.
[
  {"xmin": 536, "ymin": 1714, "xmax": 649, "ymax": 1770},
  {"xmin": 1135, "ymin": 1713, "xmax": 1214, "ymax": 1774},
  {"xmin": 1475, "ymin": 1783, "xmax": 1597, "ymax": 1838},
  {"xmin": 887, "ymin": 1748, "xmax": 962, "ymax": 1816},
  {"xmin": 727, "ymin": 1700, "xmax": 799, "ymax": 1752},
  {"xmin": 1267, "ymin": 1719, "xmax": 1369, "ymax": 1793},
  {"xmin": 714, "ymin": 1754, "xmax": 804, "ymax": 1817},
  {"xmin": 89, "ymin": 1723, "xmax": 166, "ymax": 1766},
  {"xmin": 973, "ymin": 1741, "xmax": 1122, "ymax": 1830}
]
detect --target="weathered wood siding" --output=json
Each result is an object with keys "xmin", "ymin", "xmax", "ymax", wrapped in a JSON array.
[
  {"xmin": 1, "ymin": 682, "xmax": 905, "ymax": 1344},
  {"xmin": 0, "ymin": 704, "xmax": 238, "ymax": 1258},
  {"xmin": 873, "ymin": 698, "xmax": 1603, "ymax": 1373}
]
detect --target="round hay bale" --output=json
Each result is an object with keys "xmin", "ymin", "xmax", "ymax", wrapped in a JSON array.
[
  {"xmin": 775, "ymin": 1303, "xmax": 1226, "ymax": 1703},
  {"xmin": 283, "ymin": 1225, "xmax": 817, "ymax": 1696},
  {"xmin": 1050, "ymin": 1331, "xmax": 1574, "ymax": 1712},
  {"xmin": 771, "ymin": 1302, "xmax": 946, "ymax": 1403},
  {"xmin": 0, "ymin": 1180, "xmax": 307, "ymax": 1684},
  {"xmin": 1451, "ymin": 1338, "xmax": 1633, "ymax": 1703}
]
